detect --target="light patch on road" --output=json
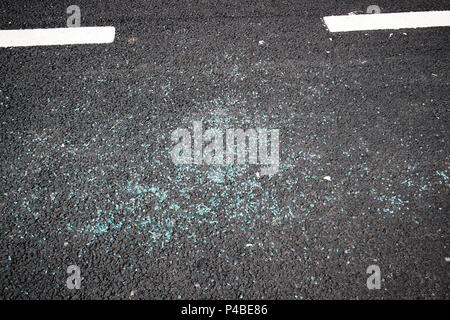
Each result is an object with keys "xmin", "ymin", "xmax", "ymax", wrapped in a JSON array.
[
  {"xmin": 0, "ymin": 26, "xmax": 115, "ymax": 48},
  {"xmin": 324, "ymin": 11, "xmax": 450, "ymax": 33}
]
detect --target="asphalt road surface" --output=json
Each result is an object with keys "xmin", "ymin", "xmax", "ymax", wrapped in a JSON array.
[{"xmin": 0, "ymin": 0, "xmax": 449, "ymax": 299}]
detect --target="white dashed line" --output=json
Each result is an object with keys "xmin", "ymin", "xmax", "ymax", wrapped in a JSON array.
[
  {"xmin": 323, "ymin": 11, "xmax": 450, "ymax": 33},
  {"xmin": 0, "ymin": 26, "xmax": 115, "ymax": 48}
]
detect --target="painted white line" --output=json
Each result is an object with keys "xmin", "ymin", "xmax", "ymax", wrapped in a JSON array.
[
  {"xmin": 324, "ymin": 11, "xmax": 450, "ymax": 32},
  {"xmin": 0, "ymin": 26, "xmax": 115, "ymax": 47}
]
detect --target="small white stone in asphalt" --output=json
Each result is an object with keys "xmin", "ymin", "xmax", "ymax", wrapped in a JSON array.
[
  {"xmin": 64, "ymin": 242, "xmax": 69, "ymax": 247},
  {"xmin": 445, "ymin": 257, "xmax": 450, "ymax": 262},
  {"xmin": 258, "ymin": 40, "xmax": 265, "ymax": 45},
  {"xmin": 323, "ymin": 176, "xmax": 332, "ymax": 181}
]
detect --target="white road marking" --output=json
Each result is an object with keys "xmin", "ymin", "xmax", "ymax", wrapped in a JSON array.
[
  {"xmin": 324, "ymin": 11, "xmax": 450, "ymax": 33},
  {"xmin": 0, "ymin": 26, "xmax": 115, "ymax": 48}
]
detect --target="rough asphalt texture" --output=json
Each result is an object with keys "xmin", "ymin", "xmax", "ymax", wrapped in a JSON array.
[{"xmin": 0, "ymin": 0, "xmax": 449, "ymax": 299}]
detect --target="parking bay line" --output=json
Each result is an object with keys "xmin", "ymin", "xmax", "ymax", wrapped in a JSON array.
[
  {"xmin": 0, "ymin": 26, "xmax": 115, "ymax": 48},
  {"xmin": 323, "ymin": 10, "xmax": 450, "ymax": 33}
]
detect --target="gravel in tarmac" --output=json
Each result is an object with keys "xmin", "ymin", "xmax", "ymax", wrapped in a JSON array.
[{"xmin": 0, "ymin": 0, "xmax": 449, "ymax": 299}]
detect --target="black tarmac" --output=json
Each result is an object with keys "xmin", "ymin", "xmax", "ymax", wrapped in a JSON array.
[{"xmin": 0, "ymin": 0, "xmax": 449, "ymax": 299}]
